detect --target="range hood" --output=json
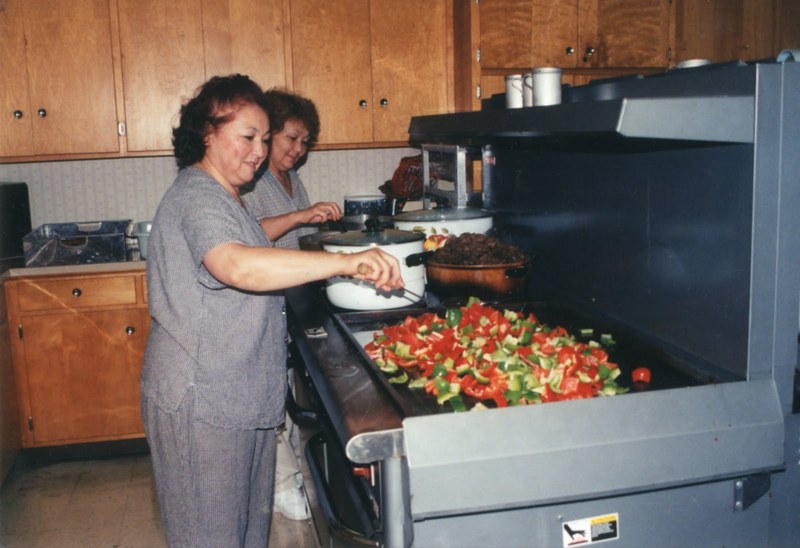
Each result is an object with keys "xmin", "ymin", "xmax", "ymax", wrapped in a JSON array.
[
  {"xmin": 409, "ymin": 60, "xmax": 763, "ymax": 145},
  {"xmin": 409, "ymin": 96, "xmax": 754, "ymax": 143}
]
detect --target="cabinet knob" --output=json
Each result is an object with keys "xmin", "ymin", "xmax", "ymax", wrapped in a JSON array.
[
  {"xmin": 125, "ymin": 326, "xmax": 136, "ymax": 335},
  {"xmin": 565, "ymin": 46, "xmax": 575, "ymax": 56},
  {"xmin": 13, "ymin": 110, "xmax": 23, "ymax": 119},
  {"xmin": 379, "ymin": 98, "xmax": 388, "ymax": 107},
  {"xmin": 358, "ymin": 99, "xmax": 367, "ymax": 108},
  {"xmin": 37, "ymin": 108, "xmax": 47, "ymax": 118},
  {"xmin": 583, "ymin": 46, "xmax": 595, "ymax": 62},
  {"xmin": 72, "ymin": 288, "xmax": 82, "ymax": 297}
]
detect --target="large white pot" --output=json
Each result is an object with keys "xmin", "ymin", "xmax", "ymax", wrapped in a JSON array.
[
  {"xmin": 392, "ymin": 207, "xmax": 493, "ymax": 237},
  {"xmin": 321, "ymin": 224, "xmax": 426, "ymax": 310}
]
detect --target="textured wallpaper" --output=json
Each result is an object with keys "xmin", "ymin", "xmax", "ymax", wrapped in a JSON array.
[{"xmin": 0, "ymin": 147, "xmax": 417, "ymax": 227}]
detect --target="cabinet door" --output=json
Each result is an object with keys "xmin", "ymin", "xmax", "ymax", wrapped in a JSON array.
[
  {"xmin": 202, "ymin": 0, "xmax": 287, "ymax": 89},
  {"xmin": 370, "ymin": 0, "xmax": 450, "ymax": 143},
  {"xmin": 675, "ymin": 0, "xmax": 776, "ymax": 63},
  {"xmin": 1, "ymin": 0, "xmax": 119, "ymax": 157},
  {"xmin": 480, "ymin": 0, "xmax": 578, "ymax": 69},
  {"xmin": 0, "ymin": 0, "xmax": 34, "ymax": 157},
  {"xmin": 21, "ymin": 309, "xmax": 146, "ymax": 445},
  {"xmin": 579, "ymin": 0, "xmax": 672, "ymax": 68},
  {"xmin": 776, "ymin": 0, "xmax": 800, "ymax": 54},
  {"xmin": 117, "ymin": 0, "xmax": 206, "ymax": 152},
  {"xmin": 23, "ymin": 0, "xmax": 119, "ymax": 154},
  {"xmin": 290, "ymin": 0, "xmax": 373, "ymax": 145}
]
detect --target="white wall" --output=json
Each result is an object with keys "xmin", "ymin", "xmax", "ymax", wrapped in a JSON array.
[{"xmin": 0, "ymin": 147, "xmax": 417, "ymax": 227}]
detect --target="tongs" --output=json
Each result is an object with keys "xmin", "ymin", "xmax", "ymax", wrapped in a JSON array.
[{"xmin": 356, "ymin": 263, "xmax": 425, "ymax": 304}]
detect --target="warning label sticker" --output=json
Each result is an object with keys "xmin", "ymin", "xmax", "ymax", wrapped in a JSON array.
[{"xmin": 561, "ymin": 513, "xmax": 620, "ymax": 547}]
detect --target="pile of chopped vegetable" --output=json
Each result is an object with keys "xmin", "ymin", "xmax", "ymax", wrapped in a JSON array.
[{"xmin": 363, "ymin": 298, "xmax": 628, "ymax": 412}]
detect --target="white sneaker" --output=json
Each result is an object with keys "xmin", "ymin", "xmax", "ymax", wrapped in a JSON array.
[{"xmin": 273, "ymin": 486, "xmax": 310, "ymax": 521}]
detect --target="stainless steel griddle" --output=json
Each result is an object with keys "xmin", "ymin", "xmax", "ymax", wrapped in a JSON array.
[{"xmin": 288, "ymin": 59, "xmax": 800, "ymax": 548}]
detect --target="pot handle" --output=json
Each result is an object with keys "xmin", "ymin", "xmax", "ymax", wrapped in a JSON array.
[
  {"xmin": 405, "ymin": 251, "xmax": 435, "ymax": 267},
  {"xmin": 505, "ymin": 265, "xmax": 529, "ymax": 278}
]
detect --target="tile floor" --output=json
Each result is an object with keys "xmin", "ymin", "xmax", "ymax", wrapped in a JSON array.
[{"xmin": 0, "ymin": 451, "xmax": 320, "ymax": 548}]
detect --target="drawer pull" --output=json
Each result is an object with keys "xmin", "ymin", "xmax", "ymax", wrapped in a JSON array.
[
  {"xmin": 72, "ymin": 288, "xmax": 82, "ymax": 297},
  {"xmin": 125, "ymin": 326, "xmax": 136, "ymax": 335}
]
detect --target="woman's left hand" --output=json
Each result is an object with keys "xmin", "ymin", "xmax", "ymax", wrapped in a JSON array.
[{"xmin": 300, "ymin": 202, "xmax": 342, "ymax": 225}]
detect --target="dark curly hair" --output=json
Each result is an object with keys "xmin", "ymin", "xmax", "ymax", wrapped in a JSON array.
[
  {"xmin": 263, "ymin": 88, "xmax": 320, "ymax": 149},
  {"xmin": 172, "ymin": 74, "xmax": 268, "ymax": 169}
]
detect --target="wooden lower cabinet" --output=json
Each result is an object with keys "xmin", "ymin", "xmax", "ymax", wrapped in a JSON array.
[
  {"xmin": 1, "ymin": 301, "xmax": 21, "ymax": 481},
  {"xmin": 5, "ymin": 270, "xmax": 148, "ymax": 448}
]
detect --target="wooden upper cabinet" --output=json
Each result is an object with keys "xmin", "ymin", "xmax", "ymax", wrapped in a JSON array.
[
  {"xmin": 290, "ymin": 0, "xmax": 374, "ymax": 144},
  {"xmin": 0, "ymin": 0, "xmax": 119, "ymax": 158},
  {"xmin": 775, "ymin": 0, "xmax": 800, "ymax": 54},
  {"xmin": 118, "ymin": 0, "xmax": 287, "ymax": 153},
  {"xmin": 675, "ymin": 0, "xmax": 778, "ymax": 63},
  {"xmin": 580, "ymin": 0, "xmax": 672, "ymax": 68},
  {"xmin": 201, "ymin": 0, "xmax": 287, "ymax": 90},
  {"xmin": 0, "ymin": 0, "xmax": 34, "ymax": 157},
  {"xmin": 480, "ymin": 0, "xmax": 672, "ymax": 70},
  {"xmin": 480, "ymin": 0, "xmax": 578, "ymax": 69},
  {"xmin": 117, "ymin": 0, "xmax": 206, "ymax": 153},
  {"xmin": 370, "ymin": 0, "xmax": 450, "ymax": 143},
  {"xmin": 290, "ymin": 0, "xmax": 452, "ymax": 145}
]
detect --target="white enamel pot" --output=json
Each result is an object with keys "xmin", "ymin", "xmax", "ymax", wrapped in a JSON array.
[
  {"xmin": 392, "ymin": 207, "xmax": 493, "ymax": 238},
  {"xmin": 320, "ymin": 222, "xmax": 426, "ymax": 310}
]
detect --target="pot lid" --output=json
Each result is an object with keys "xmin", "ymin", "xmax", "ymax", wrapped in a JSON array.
[
  {"xmin": 393, "ymin": 207, "xmax": 493, "ymax": 222},
  {"xmin": 321, "ymin": 218, "xmax": 423, "ymax": 247},
  {"xmin": 344, "ymin": 194, "xmax": 386, "ymax": 201}
]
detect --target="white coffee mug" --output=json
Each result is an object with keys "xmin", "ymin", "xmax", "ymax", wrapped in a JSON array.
[
  {"xmin": 531, "ymin": 67, "xmax": 562, "ymax": 106},
  {"xmin": 505, "ymin": 74, "xmax": 524, "ymax": 109}
]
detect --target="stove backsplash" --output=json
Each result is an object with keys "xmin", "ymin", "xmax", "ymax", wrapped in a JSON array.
[{"xmin": 0, "ymin": 147, "xmax": 415, "ymax": 228}]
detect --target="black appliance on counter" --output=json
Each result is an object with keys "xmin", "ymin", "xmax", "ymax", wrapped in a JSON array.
[
  {"xmin": 0, "ymin": 183, "xmax": 32, "ymax": 273},
  {"xmin": 287, "ymin": 59, "xmax": 800, "ymax": 547}
]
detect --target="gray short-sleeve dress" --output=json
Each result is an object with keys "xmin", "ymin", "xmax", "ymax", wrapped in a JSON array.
[{"xmin": 142, "ymin": 166, "xmax": 287, "ymax": 430}]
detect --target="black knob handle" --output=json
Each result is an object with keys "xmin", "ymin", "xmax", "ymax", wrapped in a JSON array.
[
  {"xmin": 13, "ymin": 110, "xmax": 23, "ymax": 119},
  {"xmin": 585, "ymin": 46, "xmax": 595, "ymax": 56},
  {"xmin": 125, "ymin": 326, "xmax": 136, "ymax": 335},
  {"xmin": 358, "ymin": 99, "xmax": 367, "ymax": 108},
  {"xmin": 565, "ymin": 46, "xmax": 575, "ymax": 55},
  {"xmin": 72, "ymin": 288, "xmax": 82, "ymax": 297},
  {"xmin": 37, "ymin": 108, "xmax": 47, "ymax": 118},
  {"xmin": 379, "ymin": 98, "xmax": 388, "ymax": 107}
]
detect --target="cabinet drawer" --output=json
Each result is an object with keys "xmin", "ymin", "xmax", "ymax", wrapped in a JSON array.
[{"xmin": 17, "ymin": 276, "xmax": 138, "ymax": 311}]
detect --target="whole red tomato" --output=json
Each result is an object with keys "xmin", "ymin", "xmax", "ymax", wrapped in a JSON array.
[{"xmin": 632, "ymin": 366, "xmax": 652, "ymax": 384}]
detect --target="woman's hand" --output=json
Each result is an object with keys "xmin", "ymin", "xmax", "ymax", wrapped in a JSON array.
[
  {"xmin": 299, "ymin": 201, "xmax": 342, "ymax": 225},
  {"xmin": 344, "ymin": 248, "xmax": 404, "ymax": 292},
  {"xmin": 259, "ymin": 201, "xmax": 342, "ymax": 241}
]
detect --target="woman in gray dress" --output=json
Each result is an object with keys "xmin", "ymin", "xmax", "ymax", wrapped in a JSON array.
[
  {"xmin": 241, "ymin": 89, "xmax": 330, "ymax": 520},
  {"xmin": 141, "ymin": 74, "xmax": 402, "ymax": 548},
  {"xmin": 244, "ymin": 88, "xmax": 340, "ymax": 250}
]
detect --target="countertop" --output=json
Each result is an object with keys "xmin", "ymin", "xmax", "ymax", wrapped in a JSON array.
[{"xmin": 1, "ymin": 260, "xmax": 146, "ymax": 281}]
